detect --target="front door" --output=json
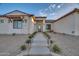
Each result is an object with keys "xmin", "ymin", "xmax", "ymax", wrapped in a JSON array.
[
  {"xmin": 38, "ymin": 25, "xmax": 43, "ymax": 32},
  {"xmin": 35, "ymin": 20, "xmax": 43, "ymax": 32},
  {"xmin": 35, "ymin": 23, "xmax": 43, "ymax": 32}
]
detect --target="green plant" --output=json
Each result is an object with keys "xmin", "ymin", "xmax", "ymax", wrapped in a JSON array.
[
  {"xmin": 20, "ymin": 45, "xmax": 26, "ymax": 51},
  {"xmin": 46, "ymin": 30, "xmax": 54, "ymax": 32},
  {"xmin": 28, "ymin": 35, "xmax": 33, "ymax": 39},
  {"xmin": 12, "ymin": 33, "xmax": 16, "ymax": 36},
  {"xmin": 52, "ymin": 44, "xmax": 61, "ymax": 53},
  {"xmin": 26, "ymin": 39, "xmax": 31, "ymax": 44},
  {"xmin": 50, "ymin": 40, "xmax": 54, "ymax": 44},
  {"xmin": 49, "ymin": 30, "xmax": 54, "ymax": 32},
  {"xmin": 28, "ymin": 31, "xmax": 37, "ymax": 39},
  {"xmin": 43, "ymin": 32, "xmax": 50, "ymax": 39},
  {"xmin": 33, "ymin": 31, "xmax": 37, "ymax": 35}
]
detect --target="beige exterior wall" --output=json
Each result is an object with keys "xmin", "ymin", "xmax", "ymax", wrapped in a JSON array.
[
  {"xmin": 28, "ymin": 17, "xmax": 35, "ymax": 34},
  {"xmin": 43, "ymin": 19, "xmax": 46, "ymax": 32},
  {"xmin": 51, "ymin": 23, "xmax": 54, "ymax": 31},
  {"xmin": 0, "ymin": 17, "xmax": 10, "ymax": 34},
  {"xmin": 9, "ymin": 15, "xmax": 31, "ymax": 34},
  {"xmin": 75, "ymin": 12, "xmax": 79, "ymax": 35},
  {"xmin": 0, "ymin": 15, "xmax": 34, "ymax": 34},
  {"xmin": 53, "ymin": 13, "xmax": 75, "ymax": 35}
]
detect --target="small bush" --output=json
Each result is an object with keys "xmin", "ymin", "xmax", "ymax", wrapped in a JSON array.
[
  {"xmin": 43, "ymin": 32, "xmax": 51, "ymax": 39},
  {"xmin": 52, "ymin": 44, "xmax": 61, "ymax": 53},
  {"xmin": 47, "ymin": 30, "xmax": 54, "ymax": 32},
  {"xmin": 12, "ymin": 33, "xmax": 16, "ymax": 36},
  {"xmin": 50, "ymin": 40, "xmax": 54, "ymax": 44},
  {"xmin": 26, "ymin": 39, "xmax": 31, "ymax": 44},
  {"xmin": 28, "ymin": 31, "xmax": 37, "ymax": 39},
  {"xmin": 20, "ymin": 45, "xmax": 26, "ymax": 51},
  {"xmin": 28, "ymin": 35, "xmax": 33, "ymax": 39},
  {"xmin": 49, "ymin": 30, "xmax": 54, "ymax": 32}
]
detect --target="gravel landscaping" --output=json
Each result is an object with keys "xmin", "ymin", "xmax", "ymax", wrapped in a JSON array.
[
  {"xmin": 0, "ymin": 32, "xmax": 79, "ymax": 56},
  {"xmin": 0, "ymin": 34, "xmax": 28, "ymax": 56},
  {"xmin": 49, "ymin": 32, "xmax": 79, "ymax": 56}
]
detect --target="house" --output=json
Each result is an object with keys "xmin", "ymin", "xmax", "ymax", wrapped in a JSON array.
[
  {"xmin": 1, "ymin": 8, "xmax": 79, "ymax": 35},
  {"xmin": 52, "ymin": 8, "xmax": 79, "ymax": 36},
  {"xmin": 0, "ymin": 10, "xmax": 48, "ymax": 35},
  {"xmin": 0, "ymin": 10, "xmax": 35, "ymax": 34}
]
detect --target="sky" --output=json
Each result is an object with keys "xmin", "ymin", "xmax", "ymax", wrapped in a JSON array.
[{"xmin": 0, "ymin": 3, "xmax": 79, "ymax": 20}]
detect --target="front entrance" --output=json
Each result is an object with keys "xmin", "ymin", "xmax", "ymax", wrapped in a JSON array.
[
  {"xmin": 37, "ymin": 24, "xmax": 43, "ymax": 32},
  {"xmin": 35, "ymin": 20, "xmax": 43, "ymax": 32}
]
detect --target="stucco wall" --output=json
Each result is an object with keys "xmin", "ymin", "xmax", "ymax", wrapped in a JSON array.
[
  {"xmin": 0, "ymin": 17, "xmax": 10, "ymax": 34},
  {"xmin": 9, "ymin": 16, "xmax": 30, "ymax": 34},
  {"xmin": 53, "ymin": 13, "xmax": 75, "ymax": 35},
  {"xmin": 75, "ymin": 12, "xmax": 79, "ymax": 35},
  {"xmin": 28, "ymin": 17, "xmax": 34, "ymax": 34},
  {"xmin": 0, "ymin": 15, "xmax": 34, "ymax": 34}
]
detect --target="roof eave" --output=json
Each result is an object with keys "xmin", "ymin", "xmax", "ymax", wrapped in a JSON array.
[{"xmin": 52, "ymin": 8, "xmax": 79, "ymax": 23}]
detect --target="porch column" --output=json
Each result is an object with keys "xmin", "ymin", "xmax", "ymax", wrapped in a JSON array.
[{"xmin": 43, "ymin": 20, "xmax": 46, "ymax": 32}]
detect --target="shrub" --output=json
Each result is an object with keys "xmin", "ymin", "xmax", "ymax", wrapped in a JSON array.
[
  {"xmin": 43, "ymin": 32, "xmax": 51, "ymax": 39},
  {"xmin": 28, "ymin": 35, "xmax": 33, "ymax": 39},
  {"xmin": 52, "ymin": 44, "xmax": 61, "ymax": 53},
  {"xmin": 49, "ymin": 30, "xmax": 54, "ymax": 32},
  {"xmin": 47, "ymin": 30, "xmax": 54, "ymax": 32},
  {"xmin": 12, "ymin": 33, "xmax": 16, "ymax": 36},
  {"xmin": 28, "ymin": 31, "xmax": 37, "ymax": 39},
  {"xmin": 26, "ymin": 39, "xmax": 31, "ymax": 44},
  {"xmin": 32, "ymin": 31, "xmax": 37, "ymax": 35},
  {"xmin": 50, "ymin": 40, "xmax": 54, "ymax": 44},
  {"xmin": 20, "ymin": 45, "xmax": 26, "ymax": 51}
]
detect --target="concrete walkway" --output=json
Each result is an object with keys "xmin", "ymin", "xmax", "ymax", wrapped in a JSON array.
[
  {"xmin": 28, "ymin": 32, "xmax": 52, "ymax": 56},
  {"xmin": 17, "ymin": 33, "xmax": 60, "ymax": 56}
]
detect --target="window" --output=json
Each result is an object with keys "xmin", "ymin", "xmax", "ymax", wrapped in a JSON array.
[
  {"xmin": 46, "ymin": 24, "xmax": 51, "ymax": 30},
  {"xmin": 13, "ymin": 20, "xmax": 23, "ymax": 29},
  {"xmin": 0, "ymin": 19, "xmax": 4, "ymax": 23}
]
